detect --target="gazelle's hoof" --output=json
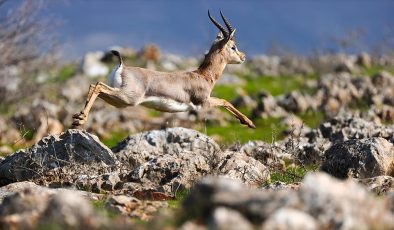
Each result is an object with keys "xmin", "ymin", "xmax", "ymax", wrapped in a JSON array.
[
  {"xmin": 240, "ymin": 117, "xmax": 256, "ymax": 129},
  {"xmin": 71, "ymin": 112, "xmax": 87, "ymax": 128},
  {"xmin": 72, "ymin": 112, "xmax": 86, "ymax": 120},
  {"xmin": 248, "ymin": 122, "xmax": 256, "ymax": 129}
]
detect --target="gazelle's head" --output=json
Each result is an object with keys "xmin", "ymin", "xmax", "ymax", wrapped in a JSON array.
[{"xmin": 208, "ymin": 10, "xmax": 246, "ymax": 64}]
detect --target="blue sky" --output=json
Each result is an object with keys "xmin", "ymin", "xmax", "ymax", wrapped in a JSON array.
[{"xmin": 4, "ymin": 1, "xmax": 394, "ymax": 59}]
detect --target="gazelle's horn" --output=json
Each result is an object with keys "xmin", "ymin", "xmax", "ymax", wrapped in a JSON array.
[
  {"xmin": 220, "ymin": 10, "xmax": 235, "ymax": 36},
  {"xmin": 208, "ymin": 10, "xmax": 228, "ymax": 39}
]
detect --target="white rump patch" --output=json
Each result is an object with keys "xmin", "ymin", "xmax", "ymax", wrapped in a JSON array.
[
  {"xmin": 108, "ymin": 63, "xmax": 123, "ymax": 88},
  {"xmin": 140, "ymin": 96, "xmax": 201, "ymax": 113}
]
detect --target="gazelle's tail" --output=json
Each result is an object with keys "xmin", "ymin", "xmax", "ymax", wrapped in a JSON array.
[{"xmin": 111, "ymin": 50, "xmax": 123, "ymax": 65}]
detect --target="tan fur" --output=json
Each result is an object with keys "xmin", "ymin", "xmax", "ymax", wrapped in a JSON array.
[{"xmin": 72, "ymin": 12, "xmax": 255, "ymax": 129}]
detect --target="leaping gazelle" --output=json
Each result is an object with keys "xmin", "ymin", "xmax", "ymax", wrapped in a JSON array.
[{"xmin": 72, "ymin": 11, "xmax": 256, "ymax": 129}]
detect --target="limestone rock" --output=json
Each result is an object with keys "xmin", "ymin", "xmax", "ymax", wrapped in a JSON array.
[
  {"xmin": 0, "ymin": 129, "xmax": 116, "ymax": 186},
  {"xmin": 321, "ymin": 137, "xmax": 394, "ymax": 179},
  {"xmin": 114, "ymin": 128, "xmax": 224, "ymax": 194},
  {"xmin": 182, "ymin": 173, "xmax": 394, "ymax": 229}
]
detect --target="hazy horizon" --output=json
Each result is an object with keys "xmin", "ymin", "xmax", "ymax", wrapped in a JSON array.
[{"xmin": 5, "ymin": 1, "xmax": 394, "ymax": 59}]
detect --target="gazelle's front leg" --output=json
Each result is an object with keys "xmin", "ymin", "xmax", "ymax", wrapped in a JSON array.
[{"xmin": 206, "ymin": 97, "xmax": 256, "ymax": 129}]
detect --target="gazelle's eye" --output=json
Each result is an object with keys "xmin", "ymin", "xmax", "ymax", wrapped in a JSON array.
[{"xmin": 231, "ymin": 46, "xmax": 236, "ymax": 51}]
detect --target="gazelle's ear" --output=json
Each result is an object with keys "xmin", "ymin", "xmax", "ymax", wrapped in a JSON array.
[
  {"xmin": 216, "ymin": 32, "xmax": 224, "ymax": 41},
  {"xmin": 229, "ymin": 29, "xmax": 236, "ymax": 40}
]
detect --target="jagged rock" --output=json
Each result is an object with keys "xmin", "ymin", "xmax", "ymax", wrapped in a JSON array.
[
  {"xmin": 249, "ymin": 55, "xmax": 280, "ymax": 76},
  {"xmin": 372, "ymin": 71, "xmax": 394, "ymax": 106},
  {"xmin": 263, "ymin": 181, "xmax": 302, "ymax": 191},
  {"xmin": 277, "ymin": 92, "xmax": 309, "ymax": 113},
  {"xmin": 251, "ymin": 91, "xmax": 288, "ymax": 119},
  {"xmin": 319, "ymin": 114, "xmax": 394, "ymax": 143},
  {"xmin": 356, "ymin": 52, "xmax": 372, "ymax": 69},
  {"xmin": 0, "ymin": 129, "xmax": 116, "ymax": 186},
  {"xmin": 100, "ymin": 173, "xmax": 122, "ymax": 191},
  {"xmin": 216, "ymin": 73, "xmax": 245, "ymax": 85},
  {"xmin": 183, "ymin": 173, "xmax": 394, "ymax": 229},
  {"xmin": 321, "ymin": 137, "xmax": 394, "ymax": 179},
  {"xmin": 61, "ymin": 74, "xmax": 91, "ymax": 102},
  {"xmin": 217, "ymin": 151, "xmax": 270, "ymax": 186},
  {"xmin": 357, "ymin": 176, "xmax": 394, "ymax": 195},
  {"xmin": 39, "ymin": 190, "xmax": 106, "ymax": 228},
  {"xmin": 231, "ymin": 89, "xmax": 257, "ymax": 110},
  {"xmin": 105, "ymin": 195, "xmax": 167, "ymax": 220},
  {"xmin": 262, "ymin": 208, "xmax": 317, "ymax": 230},
  {"xmin": 0, "ymin": 186, "xmax": 107, "ymax": 229},
  {"xmin": 114, "ymin": 127, "xmax": 272, "ymax": 194},
  {"xmin": 209, "ymin": 207, "xmax": 253, "ymax": 230},
  {"xmin": 114, "ymin": 128, "xmax": 224, "ymax": 194}
]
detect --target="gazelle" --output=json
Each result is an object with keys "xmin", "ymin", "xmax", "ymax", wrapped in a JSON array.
[{"xmin": 72, "ymin": 11, "xmax": 256, "ymax": 129}]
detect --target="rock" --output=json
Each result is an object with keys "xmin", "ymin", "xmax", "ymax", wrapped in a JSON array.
[
  {"xmin": 115, "ymin": 127, "xmax": 272, "ymax": 194},
  {"xmin": 179, "ymin": 221, "xmax": 206, "ymax": 230},
  {"xmin": 209, "ymin": 207, "xmax": 253, "ymax": 230},
  {"xmin": 0, "ymin": 186, "xmax": 107, "ymax": 229},
  {"xmin": 263, "ymin": 181, "xmax": 302, "ymax": 191},
  {"xmin": 182, "ymin": 173, "xmax": 394, "ymax": 229},
  {"xmin": 356, "ymin": 52, "xmax": 372, "ymax": 68},
  {"xmin": 0, "ymin": 146, "xmax": 13, "ymax": 156},
  {"xmin": 321, "ymin": 137, "xmax": 394, "ymax": 179},
  {"xmin": 0, "ymin": 117, "xmax": 21, "ymax": 145},
  {"xmin": 39, "ymin": 190, "xmax": 106, "ymax": 229},
  {"xmin": 217, "ymin": 151, "xmax": 270, "ymax": 186},
  {"xmin": 357, "ymin": 176, "xmax": 394, "ymax": 195},
  {"xmin": 216, "ymin": 73, "xmax": 245, "ymax": 85},
  {"xmin": 0, "ymin": 129, "xmax": 116, "ymax": 186},
  {"xmin": 262, "ymin": 208, "xmax": 317, "ymax": 230},
  {"xmin": 61, "ymin": 74, "xmax": 92, "ymax": 102},
  {"xmin": 81, "ymin": 51, "xmax": 109, "ymax": 78},
  {"xmin": 372, "ymin": 71, "xmax": 394, "ymax": 106},
  {"xmin": 252, "ymin": 91, "xmax": 287, "ymax": 119},
  {"xmin": 100, "ymin": 173, "xmax": 122, "ymax": 191},
  {"xmin": 11, "ymin": 99, "xmax": 65, "ymax": 143},
  {"xmin": 105, "ymin": 195, "xmax": 167, "ymax": 220},
  {"xmin": 298, "ymin": 173, "xmax": 394, "ymax": 229},
  {"xmin": 0, "ymin": 181, "xmax": 41, "ymax": 202},
  {"xmin": 277, "ymin": 92, "xmax": 309, "ymax": 113},
  {"xmin": 238, "ymin": 140, "xmax": 289, "ymax": 167},
  {"xmin": 319, "ymin": 114, "xmax": 394, "ymax": 143},
  {"xmin": 114, "ymin": 128, "xmax": 224, "ymax": 195},
  {"xmin": 249, "ymin": 55, "xmax": 280, "ymax": 76}
]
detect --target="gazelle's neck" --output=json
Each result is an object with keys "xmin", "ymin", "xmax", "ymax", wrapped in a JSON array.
[{"xmin": 196, "ymin": 51, "xmax": 227, "ymax": 84}]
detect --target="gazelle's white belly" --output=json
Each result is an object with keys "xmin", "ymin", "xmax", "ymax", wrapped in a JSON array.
[{"xmin": 140, "ymin": 96, "xmax": 201, "ymax": 112}]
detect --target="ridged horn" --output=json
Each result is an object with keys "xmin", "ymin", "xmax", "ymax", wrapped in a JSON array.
[
  {"xmin": 208, "ymin": 10, "xmax": 228, "ymax": 39},
  {"xmin": 220, "ymin": 10, "xmax": 234, "ymax": 36}
]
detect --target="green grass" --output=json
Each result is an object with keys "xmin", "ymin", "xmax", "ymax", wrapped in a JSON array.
[
  {"xmin": 167, "ymin": 189, "xmax": 190, "ymax": 210},
  {"xmin": 101, "ymin": 131, "xmax": 129, "ymax": 148},
  {"xmin": 91, "ymin": 199, "xmax": 118, "ymax": 219},
  {"xmin": 45, "ymin": 64, "xmax": 77, "ymax": 83},
  {"xmin": 360, "ymin": 65, "xmax": 394, "ymax": 77},
  {"xmin": 361, "ymin": 65, "xmax": 384, "ymax": 77},
  {"xmin": 200, "ymin": 117, "xmax": 287, "ymax": 145},
  {"xmin": 212, "ymin": 74, "xmax": 317, "ymax": 102},
  {"xmin": 297, "ymin": 110, "xmax": 325, "ymax": 128},
  {"xmin": 269, "ymin": 164, "xmax": 318, "ymax": 184},
  {"xmin": 211, "ymin": 84, "xmax": 238, "ymax": 101},
  {"xmin": 243, "ymin": 75, "xmax": 316, "ymax": 96}
]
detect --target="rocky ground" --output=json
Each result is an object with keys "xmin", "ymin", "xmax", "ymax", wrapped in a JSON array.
[{"xmin": 1, "ymin": 46, "xmax": 394, "ymax": 229}]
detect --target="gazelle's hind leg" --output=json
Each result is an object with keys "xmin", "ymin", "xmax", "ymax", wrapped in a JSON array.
[{"xmin": 72, "ymin": 82, "xmax": 135, "ymax": 128}]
